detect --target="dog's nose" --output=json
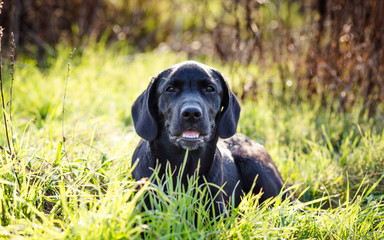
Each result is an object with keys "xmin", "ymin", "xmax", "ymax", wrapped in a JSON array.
[{"xmin": 181, "ymin": 106, "xmax": 202, "ymax": 122}]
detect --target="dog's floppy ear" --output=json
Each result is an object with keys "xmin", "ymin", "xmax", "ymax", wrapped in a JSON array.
[
  {"xmin": 131, "ymin": 77, "xmax": 158, "ymax": 141},
  {"xmin": 213, "ymin": 69, "xmax": 241, "ymax": 139}
]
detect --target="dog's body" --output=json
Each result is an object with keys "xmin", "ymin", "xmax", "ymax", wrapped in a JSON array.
[{"xmin": 131, "ymin": 61, "xmax": 288, "ymax": 212}]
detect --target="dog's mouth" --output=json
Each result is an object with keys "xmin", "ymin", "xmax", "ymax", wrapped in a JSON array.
[
  {"xmin": 169, "ymin": 128, "xmax": 209, "ymax": 150},
  {"xmin": 180, "ymin": 129, "xmax": 202, "ymax": 140}
]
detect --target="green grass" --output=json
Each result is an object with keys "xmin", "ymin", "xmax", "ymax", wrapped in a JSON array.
[{"xmin": 0, "ymin": 44, "xmax": 383, "ymax": 239}]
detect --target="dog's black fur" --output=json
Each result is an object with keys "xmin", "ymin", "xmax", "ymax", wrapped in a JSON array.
[{"xmin": 131, "ymin": 61, "xmax": 288, "ymax": 212}]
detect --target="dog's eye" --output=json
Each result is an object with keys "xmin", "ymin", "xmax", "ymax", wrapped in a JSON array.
[
  {"xmin": 166, "ymin": 86, "xmax": 176, "ymax": 92},
  {"xmin": 206, "ymin": 86, "xmax": 215, "ymax": 92}
]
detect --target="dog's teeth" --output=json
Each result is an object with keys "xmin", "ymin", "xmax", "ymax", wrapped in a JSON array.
[
  {"xmin": 182, "ymin": 134, "xmax": 198, "ymax": 138},
  {"xmin": 181, "ymin": 130, "xmax": 201, "ymax": 139}
]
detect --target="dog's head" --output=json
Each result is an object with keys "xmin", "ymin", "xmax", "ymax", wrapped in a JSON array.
[{"xmin": 132, "ymin": 61, "xmax": 240, "ymax": 150}]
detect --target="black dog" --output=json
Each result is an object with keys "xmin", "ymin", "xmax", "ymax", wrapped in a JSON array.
[{"xmin": 131, "ymin": 61, "xmax": 288, "ymax": 213}]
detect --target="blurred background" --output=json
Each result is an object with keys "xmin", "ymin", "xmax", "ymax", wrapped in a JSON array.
[{"xmin": 0, "ymin": 0, "xmax": 383, "ymax": 118}]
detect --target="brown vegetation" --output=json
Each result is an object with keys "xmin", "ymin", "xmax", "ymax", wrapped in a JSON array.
[{"xmin": 0, "ymin": 0, "xmax": 382, "ymax": 118}]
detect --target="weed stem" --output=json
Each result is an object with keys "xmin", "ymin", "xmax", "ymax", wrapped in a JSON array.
[
  {"xmin": 62, "ymin": 48, "xmax": 76, "ymax": 146},
  {"xmin": 0, "ymin": 25, "xmax": 12, "ymax": 154}
]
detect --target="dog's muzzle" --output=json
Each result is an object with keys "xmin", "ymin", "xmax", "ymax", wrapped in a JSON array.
[{"xmin": 167, "ymin": 103, "xmax": 212, "ymax": 150}]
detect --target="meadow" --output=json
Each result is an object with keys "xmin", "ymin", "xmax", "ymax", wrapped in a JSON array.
[{"xmin": 0, "ymin": 44, "xmax": 383, "ymax": 239}]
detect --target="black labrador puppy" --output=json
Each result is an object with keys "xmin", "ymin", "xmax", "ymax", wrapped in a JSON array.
[{"xmin": 131, "ymin": 61, "xmax": 288, "ymax": 213}]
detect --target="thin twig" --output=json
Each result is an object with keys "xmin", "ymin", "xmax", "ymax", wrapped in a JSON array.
[{"xmin": 9, "ymin": 33, "xmax": 15, "ymax": 136}]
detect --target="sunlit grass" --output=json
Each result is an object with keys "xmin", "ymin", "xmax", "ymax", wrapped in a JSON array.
[{"xmin": 0, "ymin": 44, "xmax": 383, "ymax": 239}]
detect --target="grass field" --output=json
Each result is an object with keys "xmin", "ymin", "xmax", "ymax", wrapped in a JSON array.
[{"xmin": 0, "ymin": 44, "xmax": 383, "ymax": 239}]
